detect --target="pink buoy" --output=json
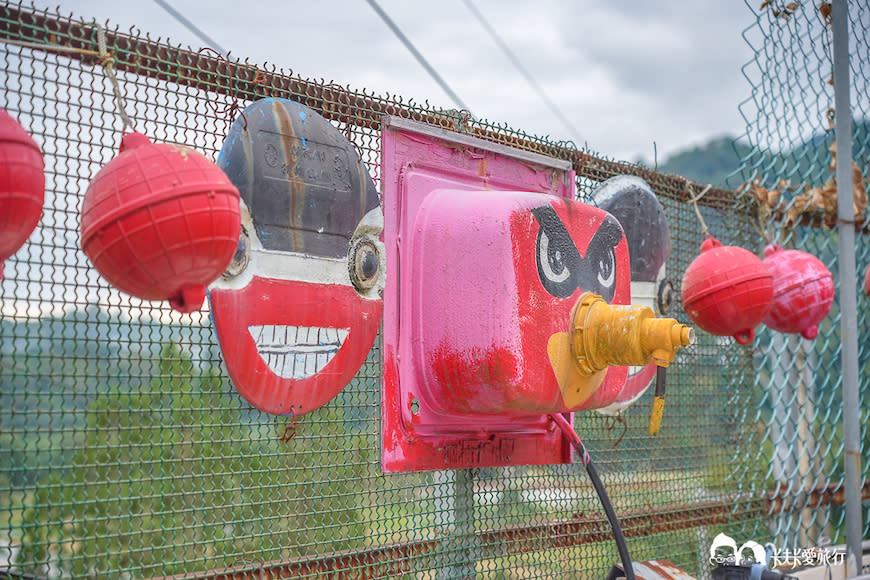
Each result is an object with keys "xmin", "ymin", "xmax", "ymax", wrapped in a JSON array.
[
  {"xmin": 681, "ymin": 235, "xmax": 773, "ymax": 344},
  {"xmin": 762, "ymin": 244, "xmax": 834, "ymax": 340},
  {"xmin": 0, "ymin": 108, "xmax": 44, "ymax": 279}
]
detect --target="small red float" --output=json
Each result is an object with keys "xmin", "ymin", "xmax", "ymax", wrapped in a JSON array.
[
  {"xmin": 81, "ymin": 132, "xmax": 241, "ymax": 313},
  {"xmin": 762, "ymin": 244, "xmax": 833, "ymax": 339},
  {"xmin": 0, "ymin": 108, "xmax": 44, "ymax": 279},
  {"xmin": 681, "ymin": 235, "xmax": 773, "ymax": 344},
  {"xmin": 865, "ymin": 263, "xmax": 870, "ymax": 298}
]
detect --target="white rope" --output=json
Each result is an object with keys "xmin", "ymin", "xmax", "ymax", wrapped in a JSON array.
[{"xmin": 95, "ymin": 22, "xmax": 134, "ymax": 131}]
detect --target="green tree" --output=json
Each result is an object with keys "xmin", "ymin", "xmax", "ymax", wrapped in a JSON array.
[{"xmin": 16, "ymin": 343, "xmax": 368, "ymax": 577}]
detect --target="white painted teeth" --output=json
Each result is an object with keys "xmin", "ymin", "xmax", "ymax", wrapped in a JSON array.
[{"xmin": 248, "ymin": 325, "xmax": 349, "ymax": 379}]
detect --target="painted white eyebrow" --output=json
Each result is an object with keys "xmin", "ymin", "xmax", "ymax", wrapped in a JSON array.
[{"xmin": 211, "ymin": 230, "xmax": 352, "ymax": 293}]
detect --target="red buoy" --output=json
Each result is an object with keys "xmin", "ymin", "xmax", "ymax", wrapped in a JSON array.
[
  {"xmin": 865, "ymin": 263, "xmax": 870, "ymax": 298},
  {"xmin": 762, "ymin": 244, "xmax": 833, "ymax": 340},
  {"xmin": 0, "ymin": 108, "xmax": 44, "ymax": 279},
  {"xmin": 681, "ymin": 235, "xmax": 773, "ymax": 344},
  {"xmin": 81, "ymin": 132, "xmax": 241, "ymax": 313}
]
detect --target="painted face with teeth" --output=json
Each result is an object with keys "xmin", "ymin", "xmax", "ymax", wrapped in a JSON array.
[{"xmin": 209, "ymin": 98, "xmax": 383, "ymax": 416}]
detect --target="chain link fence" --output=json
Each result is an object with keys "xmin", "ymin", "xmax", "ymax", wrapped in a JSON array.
[
  {"xmin": 0, "ymin": 2, "xmax": 863, "ymax": 578},
  {"xmin": 734, "ymin": 0, "xmax": 870, "ymax": 552}
]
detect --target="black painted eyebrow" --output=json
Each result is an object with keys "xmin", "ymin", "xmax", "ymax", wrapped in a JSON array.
[
  {"xmin": 585, "ymin": 215, "xmax": 624, "ymax": 254},
  {"xmin": 530, "ymin": 205, "xmax": 582, "ymax": 263}
]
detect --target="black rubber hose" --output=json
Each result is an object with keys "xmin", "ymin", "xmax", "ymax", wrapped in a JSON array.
[{"xmin": 550, "ymin": 413, "xmax": 636, "ymax": 580}]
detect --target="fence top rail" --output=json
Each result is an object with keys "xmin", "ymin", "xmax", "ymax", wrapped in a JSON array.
[{"xmin": 0, "ymin": 2, "xmax": 741, "ymax": 212}]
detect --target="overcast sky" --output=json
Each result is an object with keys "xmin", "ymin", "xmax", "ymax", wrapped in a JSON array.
[{"xmin": 31, "ymin": 1, "xmax": 757, "ymax": 162}]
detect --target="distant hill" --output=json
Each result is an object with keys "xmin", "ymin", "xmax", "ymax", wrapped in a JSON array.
[
  {"xmin": 650, "ymin": 119, "xmax": 869, "ymax": 191},
  {"xmin": 656, "ymin": 135, "xmax": 752, "ymax": 190}
]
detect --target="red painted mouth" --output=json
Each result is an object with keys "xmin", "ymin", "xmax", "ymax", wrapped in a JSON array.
[{"xmin": 210, "ymin": 276, "xmax": 381, "ymax": 415}]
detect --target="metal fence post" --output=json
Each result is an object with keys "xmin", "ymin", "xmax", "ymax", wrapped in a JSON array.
[
  {"xmin": 437, "ymin": 468, "xmax": 478, "ymax": 579},
  {"xmin": 832, "ymin": 0, "xmax": 864, "ymax": 575},
  {"xmin": 770, "ymin": 332, "xmax": 797, "ymax": 545}
]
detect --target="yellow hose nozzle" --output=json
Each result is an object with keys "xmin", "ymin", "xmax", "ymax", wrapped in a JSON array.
[
  {"xmin": 571, "ymin": 292, "xmax": 694, "ymax": 375},
  {"xmin": 648, "ymin": 395, "xmax": 666, "ymax": 436}
]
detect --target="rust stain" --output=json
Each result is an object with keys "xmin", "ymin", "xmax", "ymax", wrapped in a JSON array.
[
  {"xmin": 635, "ymin": 559, "xmax": 696, "ymax": 580},
  {"xmin": 640, "ymin": 560, "xmax": 672, "ymax": 579},
  {"xmin": 272, "ymin": 100, "xmax": 304, "ymax": 251},
  {"xmin": 765, "ymin": 478, "xmax": 870, "ymax": 514}
]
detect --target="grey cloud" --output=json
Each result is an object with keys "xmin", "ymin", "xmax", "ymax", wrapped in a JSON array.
[{"xmin": 26, "ymin": 0, "xmax": 756, "ymax": 160}]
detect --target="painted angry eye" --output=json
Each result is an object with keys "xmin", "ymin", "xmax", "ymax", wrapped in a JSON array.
[
  {"xmin": 582, "ymin": 215, "xmax": 623, "ymax": 302},
  {"xmin": 597, "ymin": 248, "xmax": 615, "ymax": 289},
  {"xmin": 539, "ymin": 228, "xmax": 571, "ymax": 284},
  {"xmin": 532, "ymin": 205, "xmax": 623, "ymax": 302},
  {"xmin": 532, "ymin": 206, "xmax": 583, "ymax": 298}
]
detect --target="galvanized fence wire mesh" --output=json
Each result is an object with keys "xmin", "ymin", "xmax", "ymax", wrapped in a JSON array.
[
  {"xmin": 735, "ymin": 0, "xmax": 870, "ymax": 551},
  {"xmin": 0, "ymin": 2, "xmax": 836, "ymax": 578}
]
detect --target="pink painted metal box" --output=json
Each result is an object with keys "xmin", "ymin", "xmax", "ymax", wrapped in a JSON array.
[{"xmin": 381, "ymin": 117, "xmax": 631, "ymax": 472}]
